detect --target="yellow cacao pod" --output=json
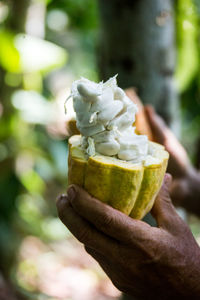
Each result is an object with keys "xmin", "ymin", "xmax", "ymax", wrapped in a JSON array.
[{"xmin": 68, "ymin": 135, "xmax": 169, "ymax": 219}]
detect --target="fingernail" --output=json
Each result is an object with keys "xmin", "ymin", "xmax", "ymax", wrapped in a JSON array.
[
  {"xmin": 164, "ymin": 173, "xmax": 172, "ymax": 187},
  {"xmin": 164, "ymin": 173, "xmax": 171, "ymax": 181},
  {"xmin": 67, "ymin": 186, "xmax": 76, "ymax": 201},
  {"xmin": 56, "ymin": 194, "xmax": 67, "ymax": 204}
]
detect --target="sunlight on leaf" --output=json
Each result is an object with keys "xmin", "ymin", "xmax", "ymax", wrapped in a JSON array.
[
  {"xmin": 15, "ymin": 34, "xmax": 68, "ymax": 74},
  {"xmin": 20, "ymin": 169, "xmax": 45, "ymax": 194},
  {"xmin": 12, "ymin": 90, "xmax": 53, "ymax": 124},
  {"xmin": 175, "ymin": 0, "xmax": 199, "ymax": 92},
  {"xmin": 0, "ymin": 30, "xmax": 20, "ymax": 72}
]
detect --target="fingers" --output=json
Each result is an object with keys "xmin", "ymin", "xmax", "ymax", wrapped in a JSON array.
[
  {"xmin": 144, "ymin": 106, "xmax": 167, "ymax": 144},
  {"xmin": 151, "ymin": 174, "xmax": 182, "ymax": 231},
  {"xmin": 56, "ymin": 194, "xmax": 118, "ymax": 256},
  {"xmin": 145, "ymin": 106, "xmax": 190, "ymax": 178},
  {"xmin": 67, "ymin": 185, "xmax": 152, "ymax": 243}
]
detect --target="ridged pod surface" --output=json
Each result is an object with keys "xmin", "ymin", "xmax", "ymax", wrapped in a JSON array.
[{"xmin": 68, "ymin": 135, "xmax": 169, "ymax": 220}]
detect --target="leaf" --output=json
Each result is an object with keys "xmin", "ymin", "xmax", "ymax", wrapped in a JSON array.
[
  {"xmin": 14, "ymin": 34, "xmax": 68, "ymax": 74},
  {"xmin": 0, "ymin": 30, "xmax": 20, "ymax": 73},
  {"xmin": 175, "ymin": 0, "xmax": 199, "ymax": 92},
  {"xmin": 19, "ymin": 169, "xmax": 45, "ymax": 194}
]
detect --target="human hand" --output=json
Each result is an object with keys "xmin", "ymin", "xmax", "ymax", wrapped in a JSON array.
[
  {"xmin": 57, "ymin": 175, "xmax": 200, "ymax": 300},
  {"xmin": 145, "ymin": 106, "xmax": 200, "ymax": 212},
  {"xmin": 144, "ymin": 105, "xmax": 191, "ymax": 178}
]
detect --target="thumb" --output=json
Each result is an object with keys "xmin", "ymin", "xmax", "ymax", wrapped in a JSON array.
[{"xmin": 151, "ymin": 174, "xmax": 179, "ymax": 230}]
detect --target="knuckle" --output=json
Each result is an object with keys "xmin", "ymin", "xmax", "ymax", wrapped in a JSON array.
[
  {"xmin": 102, "ymin": 213, "xmax": 113, "ymax": 226},
  {"xmin": 141, "ymin": 245, "xmax": 155, "ymax": 261},
  {"xmin": 77, "ymin": 228, "xmax": 91, "ymax": 244},
  {"xmin": 98, "ymin": 213, "xmax": 113, "ymax": 230},
  {"xmin": 143, "ymin": 241, "xmax": 168, "ymax": 266},
  {"xmin": 139, "ymin": 238, "xmax": 161, "ymax": 263}
]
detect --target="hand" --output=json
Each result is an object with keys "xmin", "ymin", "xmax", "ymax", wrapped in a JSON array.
[
  {"xmin": 145, "ymin": 106, "xmax": 200, "ymax": 214},
  {"xmin": 144, "ymin": 106, "xmax": 190, "ymax": 179},
  {"xmin": 57, "ymin": 175, "xmax": 200, "ymax": 300}
]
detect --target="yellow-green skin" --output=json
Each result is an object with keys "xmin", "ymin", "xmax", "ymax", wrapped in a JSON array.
[{"xmin": 68, "ymin": 135, "xmax": 169, "ymax": 220}]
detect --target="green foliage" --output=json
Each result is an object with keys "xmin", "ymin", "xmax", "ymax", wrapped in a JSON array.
[
  {"xmin": 47, "ymin": 0, "xmax": 99, "ymax": 30},
  {"xmin": 14, "ymin": 34, "xmax": 68, "ymax": 74},
  {"xmin": 176, "ymin": 0, "xmax": 200, "ymax": 159},
  {"xmin": 176, "ymin": 0, "xmax": 199, "ymax": 92},
  {"xmin": 0, "ymin": 1, "xmax": 70, "ymax": 286},
  {"xmin": 0, "ymin": 30, "xmax": 20, "ymax": 72},
  {"xmin": 0, "ymin": 0, "xmax": 200, "ymax": 298}
]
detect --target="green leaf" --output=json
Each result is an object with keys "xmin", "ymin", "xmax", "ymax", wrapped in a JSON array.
[
  {"xmin": 175, "ymin": 0, "xmax": 199, "ymax": 92},
  {"xmin": 14, "ymin": 34, "xmax": 68, "ymax": 74},
  {"xmin": 0, "ymin": 29, "xmax": 20, "ymax": 72},
  {"xmin": 19, "ymin": 169, "xmax": 45, "ymax": 194}
]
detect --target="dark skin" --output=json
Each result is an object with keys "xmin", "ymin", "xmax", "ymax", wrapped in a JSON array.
[
  {"xmin": 57, "ymin": 174, "xmax": 200, "ymax": 300},
  {"xmin": 145, "ymin": 106, "xmax": 200, "ymax": 216}
]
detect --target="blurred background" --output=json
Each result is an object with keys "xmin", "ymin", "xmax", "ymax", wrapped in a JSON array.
[{"xmin": 0, "ymin": 0, "xmax": 200, "ymax": 299}]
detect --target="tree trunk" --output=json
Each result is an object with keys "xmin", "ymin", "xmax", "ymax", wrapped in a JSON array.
[
  {"xmin": 98, "ymin": 0, "xmax": 180, "ymax": 135},
  {"xmin": 98, "ymin": 2, "xmax": 180, "ymax": 298},
  {"xmin": 8, "ymin": 0, "xmax": 31, "ymax": 32}
]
